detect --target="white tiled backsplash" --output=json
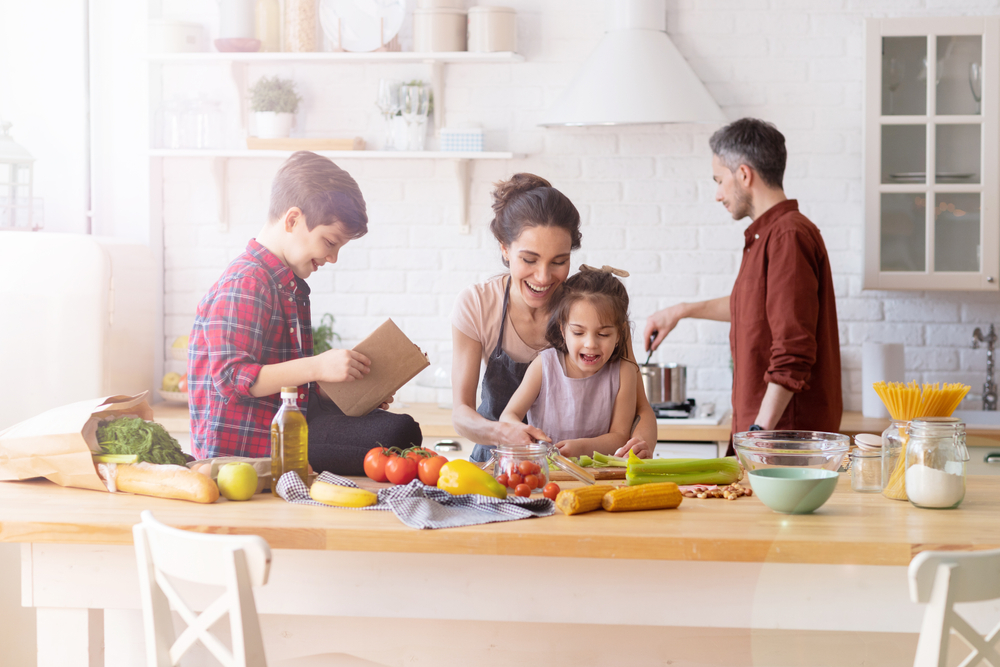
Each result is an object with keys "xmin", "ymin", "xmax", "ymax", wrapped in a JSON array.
[{"xmin": 160, "ymin": 0, "xmax": 1000, "ymax": 413}]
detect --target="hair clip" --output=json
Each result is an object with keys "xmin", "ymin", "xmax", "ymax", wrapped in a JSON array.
[{"xmin": 579, "ymin": 263, "xmax": 630, "ymax": 278}]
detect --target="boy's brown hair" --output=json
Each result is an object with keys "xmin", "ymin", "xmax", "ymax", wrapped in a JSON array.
[{"xmin": 269, "ymin": 151, "xmax": 368, "ymax": 238}]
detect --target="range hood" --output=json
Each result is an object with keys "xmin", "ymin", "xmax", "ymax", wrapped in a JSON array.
[{"xmin": 539, "ymin": 0, "xmax": 726, "ymax": 127}]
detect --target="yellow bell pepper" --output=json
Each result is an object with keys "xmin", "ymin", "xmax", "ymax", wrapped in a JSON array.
[{"xmin": 436, "ymin": 460, "xmax": 507, "ymax": 499}]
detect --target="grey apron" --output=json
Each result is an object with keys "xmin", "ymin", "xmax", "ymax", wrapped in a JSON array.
[{"xmin": 470, "ymin": 277, "xmax": 533, "ymax": 463}]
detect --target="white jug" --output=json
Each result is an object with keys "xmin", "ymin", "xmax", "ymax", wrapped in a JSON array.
[{"xmin": 218, "ymin": 0, "xmax": 255, "ymax": 38}]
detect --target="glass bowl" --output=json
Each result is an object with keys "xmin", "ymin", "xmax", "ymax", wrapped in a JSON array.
[{"xmin": 733, "ymin": 431, "xmax": 850, "ymax": 473}]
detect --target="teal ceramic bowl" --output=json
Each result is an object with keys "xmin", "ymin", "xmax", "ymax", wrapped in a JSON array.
[{"xmin": 748, "ymin": 468, "xmax": 839, "ymax": 514}]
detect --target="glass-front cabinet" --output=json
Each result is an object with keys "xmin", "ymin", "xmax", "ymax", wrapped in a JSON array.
[{"xmin": 865, "ymin": 17, "xmax": 999, "ymax": 290}]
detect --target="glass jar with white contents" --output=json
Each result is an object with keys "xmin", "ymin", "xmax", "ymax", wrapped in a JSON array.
[{"xmin": 904, "ymin": 417, "xmax": 968, "ymax": 509}]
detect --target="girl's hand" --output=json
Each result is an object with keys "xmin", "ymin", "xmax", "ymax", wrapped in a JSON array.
[
  {"xmin": 498, "ymin": 421, "xmax": 550, "ymax": 446},
  {"xmin": 614, "ymin": 437, "xmax": 653, "ymax": 459},
  {"xmin": 555, "ymin": 439, "xmax": 589, "ymax": 458},
  {"xmin": 315, "ymin": 349, "xmax": 371, "ymax": 383},
  {"xmin": 378, "ymin": 395, "xmax": 394, "ymax": 411}
]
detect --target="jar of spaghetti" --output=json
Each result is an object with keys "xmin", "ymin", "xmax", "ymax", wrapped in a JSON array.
[
  {"xmin": 881, "ymin": 420, "xmax": 910, "ymax": 500},
  {"xmin": 904, "ymin": 417, "xmax": 968, "ymax": 509}
]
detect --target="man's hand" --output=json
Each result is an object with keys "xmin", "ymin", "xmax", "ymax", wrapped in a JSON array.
[
  {"xmin": 314, "ymin": 349, "xmax": 371, "ymax": 383},
  {"xmin": 643, "ymin": 304, "xmax": 687, "ymax": 353},
  {"xmin": 614, "ymin": 437, "xmax": 653, "ymax": 459}
]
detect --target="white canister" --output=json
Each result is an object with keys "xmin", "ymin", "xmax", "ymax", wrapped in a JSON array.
[
  {"xmin": 467, "ymin": 6, "xmax": 516, "ymax": 53},
  {"xmin": 218, "ymin": 0, "xmax": 256, "ymax": 38},
  {"xmin": 413, "ymin": 9, "xmax": 467, "ymax": 52},
  {"xmin": 415, "ymin": 0, "xmax": 464, "ymax": 8},
  {"xmin": 148, "ymin": 20, "xmax": 209, "ymax": 53}
]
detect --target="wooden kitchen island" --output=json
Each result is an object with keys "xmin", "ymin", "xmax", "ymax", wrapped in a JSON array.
[{"xmin": 4, "ymin": 475, "xmax": 1000, "ymax": 666}]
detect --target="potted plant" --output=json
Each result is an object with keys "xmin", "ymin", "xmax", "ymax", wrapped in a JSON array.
[{"xmin": 249, "ymin": 76, "xmax": 302, "ymax": 139}]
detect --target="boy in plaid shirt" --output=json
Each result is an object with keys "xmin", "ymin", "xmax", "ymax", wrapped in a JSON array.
[{"xmin": 188, "ymin": 151, "xmax": 421, "ymax": 473}]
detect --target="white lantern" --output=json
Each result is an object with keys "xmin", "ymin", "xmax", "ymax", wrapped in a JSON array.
[{"xmin": 0, "ymin": 120, "xmax": 36, "ymax": 230}]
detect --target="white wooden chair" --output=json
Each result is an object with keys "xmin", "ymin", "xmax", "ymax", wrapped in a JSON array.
[
  {"xmin": 909, "ymin": 548, "xmax": 1000, "ymax": 667},
  {"xmin": 133, "ymin": 510, "xmax": 272, "ymax": 667}
]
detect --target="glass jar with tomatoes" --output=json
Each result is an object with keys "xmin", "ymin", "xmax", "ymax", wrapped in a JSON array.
[{"xmin": 491, "ymin": 443, "xmax": 551, "ymax": 494}]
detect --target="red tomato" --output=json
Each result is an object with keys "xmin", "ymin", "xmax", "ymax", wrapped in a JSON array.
[
  {"xmin": 509, "ymin": 472, "xmax": 523, "ymax": 488},
  {"xmin": 496, "ymin": 473, "xmax": 509, "ymax": 487},
  {"xmin": 518, "ymin": 460, "xmax": 534, "ymax": 476},
  {"xmin": 418, "ymin": 455, "xmax": 448, "ymax": 486},
  {"xmin": 543, "ymin": 483, "xmax": 560, "ymax": 500},
  {"xmin": 514, "ymin": 483, "xmax": 531, "ymax": 497},
  {"xmin": 363, "ymin": 447, "xmax": 391, "ymax": 483},
  {"xmin": 385, "ymin": 455, "xmax": 418, "ymax": 485},
  {"xmin": 524, "ymin": 474, "xmax": 539, "ymax": 490}
]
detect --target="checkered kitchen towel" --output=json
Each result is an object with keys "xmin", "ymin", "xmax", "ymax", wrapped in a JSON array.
[{"xmin": 276, "ymin": 471, "xmax": 555, "ymax": 530}]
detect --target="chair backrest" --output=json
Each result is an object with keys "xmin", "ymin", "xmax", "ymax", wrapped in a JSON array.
[
  {"xmin": 133, "ymin": 510, "xmax": 272, "ymax": 667},
  {"xmin": 910, "ymin": 548, "xmax": 1000, "ymax": 604},
  {"xmin": 908, "ymin": 548, "xmax": 1000, "ymax": 667}
]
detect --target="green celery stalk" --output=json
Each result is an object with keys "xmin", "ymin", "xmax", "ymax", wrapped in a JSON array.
[
  {"xmin": 625, "ymin": 457, "xmax": 743, "ymax": 486},
  {"xmin": 592, "ymin": 452, "xmax": 627, "ymax": 467},
  {"xmin": 628, "ymin": 457, "xmax": 738, "ymax": 475},
  {"xmin": 625, "ymin": 469, "xmax": 742, "ymax": 486},
  {"xmin": 577, "ymin": 455, "xmax": 595, "ymax": 468}
]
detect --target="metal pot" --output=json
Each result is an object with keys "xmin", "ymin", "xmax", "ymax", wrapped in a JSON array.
[{"xmin": 639, "ymin": 363, "xmax": 686, "ymax": 405}]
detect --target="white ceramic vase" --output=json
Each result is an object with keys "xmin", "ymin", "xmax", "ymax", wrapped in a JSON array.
[{"xmin": 253, "ymin": 111, "xmax": 294, "ymax": 139}]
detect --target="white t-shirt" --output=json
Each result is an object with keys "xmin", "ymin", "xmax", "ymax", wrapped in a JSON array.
[{"xmin": 450, "ymin": 275, "xmax": 545, "ymax": 366}]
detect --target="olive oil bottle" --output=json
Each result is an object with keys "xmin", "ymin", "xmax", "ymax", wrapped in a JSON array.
[{"xmin": 271, "ymin": 386, "xmax": 309, "ymax": 487}]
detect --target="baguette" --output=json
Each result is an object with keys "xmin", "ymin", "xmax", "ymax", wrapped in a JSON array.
[{"xmin": 114, "ymin": 462, "xmax": 220, "ymax": 504}]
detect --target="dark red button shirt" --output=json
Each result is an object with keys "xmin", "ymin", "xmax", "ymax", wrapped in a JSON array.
[
  {"xmin": 729, "ymin": 200, "xmax": 842, "ymax": 438},
  {"xmin": 188, "ymin": 240, "xmax": 313, "ymax": 459}
]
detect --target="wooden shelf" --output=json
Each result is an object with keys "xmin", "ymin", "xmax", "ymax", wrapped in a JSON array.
[
  {"xmin": 147, "ymin": 51, "xmax": 524, "ymax": 64},
  {"xmin": 148, "ymin": 149, "xmax": 516, "ymax": 159}
]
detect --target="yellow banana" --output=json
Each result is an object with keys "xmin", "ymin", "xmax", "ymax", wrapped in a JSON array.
[{"xmin": 309, "ymin": 480, "xmax": 378, "ymax": 508}]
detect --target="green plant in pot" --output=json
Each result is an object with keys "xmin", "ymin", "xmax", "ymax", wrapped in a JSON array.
[{"xmin": 249, "ymin": 76, "xmax": 302, "ymax": 139}]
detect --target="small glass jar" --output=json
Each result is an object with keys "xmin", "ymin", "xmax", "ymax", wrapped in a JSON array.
[
  {"xmin": 881, "ymin": 419, "xmax": 910, "ymax": 500},
  {"xmin": 904, "ymin": 417, "xmax": 968, "ymax": 509},
  {"xmin": 491, "ymin": 442, "xmax": 550, "ymax": 492},
  {"xmin": 849, "ymin": 449, "xmax": 882, "ymax": 492}
]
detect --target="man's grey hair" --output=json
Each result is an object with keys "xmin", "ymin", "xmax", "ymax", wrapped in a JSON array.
[{"xmin": 709, "ymin": 118, "xmax": 787, "ymax": 190}]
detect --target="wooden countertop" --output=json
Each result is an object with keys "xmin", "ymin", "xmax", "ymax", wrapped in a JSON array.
[{"xmin": 3, "ymin": 475, "xmax": 999, "ymax": 566}]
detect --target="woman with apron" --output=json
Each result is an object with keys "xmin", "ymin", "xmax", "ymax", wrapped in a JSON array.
[{"xmin": 450, "ymin": 173, "xmax": 656, "ymax": 463}]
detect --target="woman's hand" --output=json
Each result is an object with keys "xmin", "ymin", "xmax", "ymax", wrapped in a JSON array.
[
  {"xmin": 614, "ymin": 437, "xmax": 653, "ymax": 459},
  {"xmin": 498, "ymin": 421, "xmax": 550, "ymax": 446},
  {"xmin": 314, "ymin": 349, "xmax": 371, "ymax": 383}
]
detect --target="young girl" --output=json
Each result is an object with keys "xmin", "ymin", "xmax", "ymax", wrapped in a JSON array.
[{"xmin": 499, "ymin": 265, "xmax": 638, "ymax": 458}]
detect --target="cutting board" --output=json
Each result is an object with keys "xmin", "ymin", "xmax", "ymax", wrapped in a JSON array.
[
  {"xmin": 549, "ymin": 467, "xmax": 626, "ymax": 482},
  {"xmin": 246, "ymin": 137, "xmax": 366, "ymax": 151}
]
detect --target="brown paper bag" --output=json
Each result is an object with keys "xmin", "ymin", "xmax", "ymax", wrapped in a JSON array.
[
  {"xmin": 0, "ymin": 392, "xmax": 153, "ymax": 491},
  {"xmin": 318, "ymin": 319, "xmax": 430, "ymax": 417}
]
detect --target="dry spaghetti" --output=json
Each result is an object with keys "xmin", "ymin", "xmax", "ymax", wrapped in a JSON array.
[{"xmin": 872, "ymin": 381, "xmax": 969, "ymax": 500}]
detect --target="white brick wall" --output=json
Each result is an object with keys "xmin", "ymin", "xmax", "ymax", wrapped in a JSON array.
[{"xmin": 160, "ymin": 0, "xmax": 1000, "ymax": 415}]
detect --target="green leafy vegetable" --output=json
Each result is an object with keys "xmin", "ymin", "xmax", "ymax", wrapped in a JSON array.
[{"xmin": 96, "ymin": 417, "xmax": 188, "ymax": 466}]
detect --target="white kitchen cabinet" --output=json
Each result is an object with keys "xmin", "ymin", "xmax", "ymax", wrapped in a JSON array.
[{"xmin": 864, "ymin": 17, "xmax": 1000, "ymax": 291}]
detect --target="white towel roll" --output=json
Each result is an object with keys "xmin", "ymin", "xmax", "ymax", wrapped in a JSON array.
[{"xmin": 862, "ymin": 342, "xmax": 905, "ymax": 418}]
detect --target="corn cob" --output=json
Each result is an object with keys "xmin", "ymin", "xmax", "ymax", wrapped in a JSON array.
[
  {"xmin": 602, "ymin": 483, "xmax": 683, "ymax": 512},
  {"xmin": 555, "ymin": 485, "xmax": 614, "ymax": 515},
  {"xmin": 309, "ymin": 480, "xmax": 379, "ymax": 507}
]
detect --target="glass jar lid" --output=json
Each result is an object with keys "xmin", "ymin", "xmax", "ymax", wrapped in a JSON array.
[{"xmin": 910, "ymin": 416, "xmax": 965, "ymax": 436}]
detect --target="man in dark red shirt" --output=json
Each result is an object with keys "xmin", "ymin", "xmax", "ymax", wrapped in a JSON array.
[{"xmin": 643, "ymin": 118, "xmax": 842, "ymax": 444}]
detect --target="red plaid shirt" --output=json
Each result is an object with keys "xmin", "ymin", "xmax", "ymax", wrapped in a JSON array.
[{"xmin": 188, "ymin": 240, "xmax": 313, "ymax": 459}]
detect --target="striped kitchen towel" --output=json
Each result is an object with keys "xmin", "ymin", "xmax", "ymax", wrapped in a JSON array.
[{"xmin": 276, "ymin": 471, "xmax": 554, "ymax": 529}]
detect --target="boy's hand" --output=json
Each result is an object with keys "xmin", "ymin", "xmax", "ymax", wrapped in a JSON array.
[{"xmin": 315, "ymin": 349, "xmax": 371, "ymax": 383}]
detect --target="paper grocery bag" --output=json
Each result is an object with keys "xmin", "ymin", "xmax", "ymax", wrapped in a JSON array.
[
  {"xmin": 0, "ymin": 392, "xmax": 152, "ymax": 491},
  {"xmin": 318, "ymin": 319, "xmax": 429, "ymax": 417}
]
